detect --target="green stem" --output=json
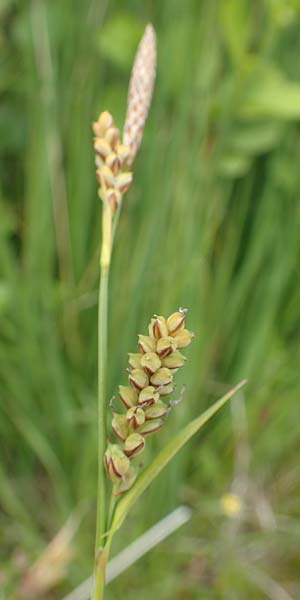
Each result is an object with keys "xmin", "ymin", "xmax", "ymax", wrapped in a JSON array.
[
  {"xmin": 92, "ymin": 534, "xmax": 114, "ymax": 600},
  {"xmin": 95, "ymin": 263, "xmax": 109, "ymax": 549},
  {"xmin": 92, "ymin": 201, "xmax": 113, "ymax": 600},
  {"xmin": 92, "ymin": 547, "xmax": 108, "ymax": 600},
  {"xmin": 107, "ymin": 494, "xmax": 117, "ymax": 530}
]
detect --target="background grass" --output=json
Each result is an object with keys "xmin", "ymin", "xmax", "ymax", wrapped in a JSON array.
[{"xmin": 1, "ymin": 0, "xmax": 300, "ymax": 598}]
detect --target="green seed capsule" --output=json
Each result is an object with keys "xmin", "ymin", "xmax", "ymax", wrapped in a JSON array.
[
  {"xmin": 138, "ymin": 419, "xmax": 164, "ymax": 436},
  {"xmin": 156, "ymin": 336, "xmax": 177, "ymax": 357},
  {"xmin": 112, "ymin": 413, "xmax": 129, "ymax": 441},
  {"xmin": 113, "ymin": 465, "xmax": 137, "ymax": 495},
  {"xmin": 167, "ymin": 308, "xmax": 187, "ymax": 334},
  {"xmin": 138, "ymin": 335, "xmax": 157, "ymax": 354},
  {"xmin": 140, "ymin": 352, "xmax": 161, "ymax": 376},
  {"xmin": 127, "ymin": 406, "xmax": 145, "ymax": 428},
  {"xmin": 158, "ymin": 383, "xmax": 175, "ymax": 397},
  {"xmin": 148, "ymin": 315, "xmax": 168, "ymax": 339},
  {"xmin": 119, "ymin": 385, "xmax": 138, "ymax": 408},
  {"xmin": 104, "ymin": 444, "xmax": 130, "ymax": 482},
  {"xmin": 129, "ymin": 368, "xmax": 149, "ymax": 390},
  {"xmin": 150, "ymin": 367, "xmax": 172, "ymax": 387},
  {"xmin": 173, "ymin": 328, "xmax": 195, "ymax": 348},
  {"xmin": 138, "ymin": 386, "xmax": 159, "ymax": 406},
  {"xmin": 144, "ymin": 401, "xmax": 168, "ymax": 420},
  {"xmin": 124, "ymin": 433, "xmax": 145, "ymax": 458},
  {"xmin": 128, "ymin": 353, "xmax": 143, "ymax": 369},
  {"xmin": 162, "ymin": 351, "xmax": 186, "ymax": 370}
]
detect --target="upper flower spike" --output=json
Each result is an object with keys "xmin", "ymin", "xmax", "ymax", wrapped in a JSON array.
[{"xmin": 93, "ymin": 24, "xmax": 156, "ymax": 211}]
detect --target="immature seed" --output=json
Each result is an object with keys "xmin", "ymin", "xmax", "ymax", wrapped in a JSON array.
[
  {"xmin": 156, "ymin": 336, "xmax": 177, "ymax": 357},
  {"xmin": 140, "ymin": 352, "xmax": 161, "ymax": 376},
  {"xmin": 150, "ymin": 367, "xmax": 172, "ymax": 387},
  {"xmin": 138, "ymin": 419, "xmax": 164, "ymax": 436},
  {"xmin": 126, "ymin": 406, "xmax": 145, "ymax": 428},
  {"xmin": 104, "ymin": 444, "xmax": 130, "ymax": 482},
  {"xmin": 128, "ymin": 353, "xmax": 143, "ymax": 370},
  {"xmin": 158, "ymin": 382, "xmax": 175, "ymax": 397},
  {"xmin": 113, "ymin": 466, "xmax": 137, "ymax": 496},
  {"xmin": 162, "ymin": 351, "xmax": 186, "ymax": 370},
  {"xmin": 149, "ymin": 315, "xmax": 168, "ymax": 339},
  {"xmin": 138, "ymin": 335, "xmax": 156, "ymax": 354},
  {"xmin": 144, "ymin": 401, "xmax": 168, "ymax": 420},
  {"xmin": 129, "ymin": 368, "xmax": 149, "ymax": 390},
  {"xmin": 119, "ymin": 385, "xmax": 138, "ymax": 408},
  {"xmin": 167, "ymin": 308, "xmax": 188, "ymax": 334},
  {"xmin": 112, "ymin": 413, "xmax": 129, "ymax": 441},
  {"xmin": 173, "ymin": 328, "xmax": 195, "ymax": 348},
  {"xmin": 138, "ymin": 385, "xmax": 159, "ymax": 406},
  {"xmin": 124, "ymin": 433, "xmax": 145, "ymax": 458}
]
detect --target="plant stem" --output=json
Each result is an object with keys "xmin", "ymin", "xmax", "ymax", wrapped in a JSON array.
[{"xmin": 92, "ymin": 201, "xmax": 113, "ymax": 600}]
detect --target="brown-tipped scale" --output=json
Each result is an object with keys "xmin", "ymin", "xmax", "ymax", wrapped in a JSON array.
[
  {"xmin": 129, "ymin": 368, "xmax": 149, "ymax": 390},
  {"xmin": 140, "ymin": 352, "xmax": 161, "ymax": 376},
  {"xmin": 119, "ymin": 385, "xmax": 138, "ymax": 409},
  {"xmin": 124, "ymin": 433, "xmax": 145, "ymax": 458}
]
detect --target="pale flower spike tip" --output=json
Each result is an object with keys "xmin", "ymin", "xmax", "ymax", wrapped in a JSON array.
[{"xmin": 123, "ymin": 23, "xmax": 157, "ymax": 166}]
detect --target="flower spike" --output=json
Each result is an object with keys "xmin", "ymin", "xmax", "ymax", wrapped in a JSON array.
[{"xmin": 104, "ymin": 309, "xmax": 194, "ymax": 495}]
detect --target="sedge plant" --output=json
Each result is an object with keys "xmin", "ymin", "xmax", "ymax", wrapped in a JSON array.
[{"xmin": 91, "ymin": 24, "xmax": 246, "ymax": 600}]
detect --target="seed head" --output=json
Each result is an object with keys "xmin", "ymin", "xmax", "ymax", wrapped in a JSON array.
[{"xmin": 105, "ymin": 308, "xmax": 194, "ymax": 494}]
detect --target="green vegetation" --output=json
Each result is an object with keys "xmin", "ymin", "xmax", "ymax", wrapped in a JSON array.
[{"xmin": 1, "ymin": 1, "xmax": 300, "ymax": 598}]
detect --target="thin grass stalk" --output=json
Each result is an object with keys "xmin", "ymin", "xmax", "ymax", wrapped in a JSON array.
[{"xmin": 93, "ymin": 202, "xmax": 113, "ymax": 600}]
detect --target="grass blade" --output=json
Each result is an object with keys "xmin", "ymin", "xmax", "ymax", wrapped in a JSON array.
[{"xmin": 108, "ymin": 379, "xmax": 247, "ymax": 538}]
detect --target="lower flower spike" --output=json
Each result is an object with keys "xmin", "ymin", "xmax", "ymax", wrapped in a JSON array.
[{"xmin": 104, "ymin": 309, "xmax": 194, "ymax": 492}]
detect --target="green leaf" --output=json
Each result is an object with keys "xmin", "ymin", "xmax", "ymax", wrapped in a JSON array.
[
  {"xmin": 219, "ymin": 0, "xmax": 250, "ymax": 64},
  {"xmin": 230, "ymin": 121, "xmax": 283, "ymax": 155},
  {"xmin": 240, "ymin": 65, "xmax": 300, "ymax": 120},
  {"xmin": 218, "ymin": 154, "xmax": 251, "ymax": 178},
  {"xmin": 97, "ymin": 14, "xmax": 144, "ymax": 70},
  {"xmin": 107, "ymin": 380, "xmax": 247, "ymax": 542}
]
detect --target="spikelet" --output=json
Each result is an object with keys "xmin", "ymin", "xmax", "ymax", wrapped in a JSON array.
[
  {"xmin": 123, "ymin": 23, "xmax": 157, "ymax": 166},
  {"xmin": 92, "ymin": 111, "xmax": 132, "ymax": 212},
  {"xmin": 104, "ymin": 308, "xmax": 194, "ymax": 495}
]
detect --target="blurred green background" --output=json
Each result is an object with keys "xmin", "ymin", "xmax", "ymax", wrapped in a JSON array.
[{"xmin": 1, "ymin": 0, "xmax": 300, "ymax": 598}]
